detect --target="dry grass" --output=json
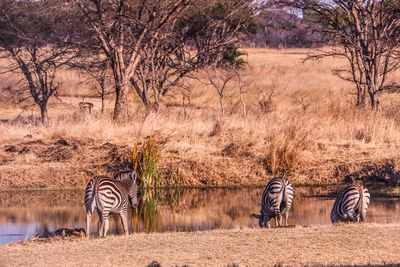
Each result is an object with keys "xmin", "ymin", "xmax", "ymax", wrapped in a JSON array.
[
  {"xmin": 1, "ymin": 48, "xmax": 400, "ymax": 189},
  {"xmin": 1, "ymin": 224, "xmax": 400, "ymax": 266}
]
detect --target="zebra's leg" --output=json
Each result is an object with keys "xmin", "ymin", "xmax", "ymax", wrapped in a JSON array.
[
  {"xmin": 97, "ymin": 210, "xmax": 103, "ymax": 237},
  {"xmin": 361, "ymin": 212, "xmax": 366, "ymax": 222},
  {"xmin": 275, "ymin": 213, "xmax": 281, "ymax": 227},
  {"xmin": 278, "ymin": 212, "xmax": 282, "ymax": 226},
  {"xmin": 284, "ymin": 210, "xmax": 289, "ymax": 226},
  {"xmin": 119, "ymin": 209, "xmax": 129, "ymax": 236},
  {"xmin": 354, "ymin": 212, "xmax": 360, "ymax": 223},
  {"xmin": 103, "ymin": 215, "xmax": 110, "ymax": 237},
  {"xmin": 99, "ymin": 211, "xmax": 109, "ymax": 238},
  {"xmin": 85, "ymin": 211, "xmax": 91, "ymax": 237}
]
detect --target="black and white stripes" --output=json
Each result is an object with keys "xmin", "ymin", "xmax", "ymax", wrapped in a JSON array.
[
  {"xmin": 330, "ymin": 183, "xmax": 370, "ymax": 224},
  {"xmin": 84, "ymin": 170, "xmax": 138, "ymax": 237},
  {"xmin": 252, "ymin": 177, "xmax": 294, "ymax": 228}
]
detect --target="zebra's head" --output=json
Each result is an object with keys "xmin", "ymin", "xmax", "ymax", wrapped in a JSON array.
[
  {"xmin": 114, "ymin": 169, "xmax": 139, "ymax": 182},
  {"xmin": 114, "ymin": 169, "xmax": 139, "ymax": 208},
  {"xmin": 252, "ymin": 212, "xmax": 269, "ymax": 228}
]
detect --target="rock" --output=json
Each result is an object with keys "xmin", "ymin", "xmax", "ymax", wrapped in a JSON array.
[
  {"xmin": 55, "ymin": 138, "xmax": 69, "ymax": 146},
  {"xmin": 38, "ymin": 228, "xmax": 85, "ymax": 238},
  {"xmin": 4, "ymin": 145, "xmax": 18, "ymax": 153}
]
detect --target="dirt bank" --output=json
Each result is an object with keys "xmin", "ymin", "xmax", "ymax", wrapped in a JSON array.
[
  {"xmin": 1, "ymin": 224, "xmax": 399, "ymax": 266},
  {"xmin": 0, "ymin": 137, "xmax": 132, "ymax": 189},
  {"xmin": 1, "ymin": 135, "xmax": 400, "ymax": 190}
]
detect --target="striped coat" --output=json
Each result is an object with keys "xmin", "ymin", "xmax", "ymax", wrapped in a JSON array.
[
  {"xmin": 84, "ymin": 170, "xmax": 138, "ymax": 237},
  {"xmin": 253, "ymin": 177, "xmax": 294, "ymax": 228},
  {"xmin": 331, "ymin": 184, "xmax": 370, "ymax": 224}
]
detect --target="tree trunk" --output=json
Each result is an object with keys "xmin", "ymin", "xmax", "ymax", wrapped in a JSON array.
[
  {"xmin": 356, "ymin": 86, "xmax": 366, "ymax": 107},
  {"xmin": 356, "ymin": 93, "xmax": 366, "ymax": 107},
  {"xmin": 219, "ymin": 96, "xmax": 225, "ymax": 117},
  {"xmin": 101, "ymin": 93, "xmax": 105, "ymax": 114},
  {"xmin": 40, "ymin": 103, "xmax": 48, "ymax": 125},
  {"xmin": 153, "ymin": 89, "xmax": 162, "ymax": 114},
  {"xmin": 182, "ymin": 95, "xmax": 188, "ymax": 118},
  {"xmin": 131, "ymin": 79, "xmax": 151, "ymax": 107},
  {"xmin": 369, "ymin": 92, "xmax": 379, "ymax": 111},
  {"xmin": 239, "ymin": 91, "xmax": 247, "ymax": 117},
  {"xmin": 113, "ymin": 81, "xmax": 130, "ymax": 122}
]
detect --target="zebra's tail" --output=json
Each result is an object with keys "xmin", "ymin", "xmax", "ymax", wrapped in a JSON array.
[{"xmin": 84, "ymin": 178, "xmax": 96, "ymax": 214}]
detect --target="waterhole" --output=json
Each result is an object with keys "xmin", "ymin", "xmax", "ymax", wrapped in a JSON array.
[{"xmin": 0, "ymin": 187, "xmax": 399, "ymax": 244}]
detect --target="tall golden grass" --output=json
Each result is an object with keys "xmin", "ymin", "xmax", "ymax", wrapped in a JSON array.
[{"xmin": 1, "ymin": 48, "xmax": 400, "ymax": 186}]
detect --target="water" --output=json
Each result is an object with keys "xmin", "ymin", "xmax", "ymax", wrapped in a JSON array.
[{"xmin": 0, "ymin": 187, "xmax": 399, "ymax": 244}]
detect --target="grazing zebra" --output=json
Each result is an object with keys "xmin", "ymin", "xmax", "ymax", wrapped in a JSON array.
[
  {"xmin": 252, "ymin": 177, "xmax": 294, "ymax": 228},
  {"xmin": 330, "ymin": 183, "xmax": 370, "ymax": 224},
  {"xmin": 84, "ymin": 170, "xmax": 139, "ymax": 237}
]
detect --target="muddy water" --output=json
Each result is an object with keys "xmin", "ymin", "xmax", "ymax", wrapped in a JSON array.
[{"xmin": 0, "ymin": 187, "xmax": 399, "ymax": 244}]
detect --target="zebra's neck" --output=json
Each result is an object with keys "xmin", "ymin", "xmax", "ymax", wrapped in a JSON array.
[{"xmin": 120, "ymin": 179, "xmax": 135, "ymax": 192}]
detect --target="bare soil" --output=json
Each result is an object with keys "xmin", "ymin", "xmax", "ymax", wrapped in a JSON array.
[
  {"xmin": 0, "ymin": 224, "xmax": 399, "ymax": 266},
  {"xmin": 0, "ymin": 137, "xmax": 133, "ymax": 189},
  {"xmin": 1, "ymin": 135, "xmax": 400, "ymax": 190}
]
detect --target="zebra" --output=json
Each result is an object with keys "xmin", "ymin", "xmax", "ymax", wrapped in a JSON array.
[
  {"xmin": 330, "ymin": 183, "xmax": 370, "ymax": 224},
  {"xmin": 84, "ymin": 169, "xmax": 139, "ymax": 237},
  {"xmin": 252, "ymin": 177, "xmax": 294, "ymax": 228}
]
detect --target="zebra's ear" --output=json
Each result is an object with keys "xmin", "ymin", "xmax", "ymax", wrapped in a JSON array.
[
  {"xmin": 252, "ymin": 213, "xmax": 261, "ymax": 219},
  {"xmin": 130, "ymin": 171, "xmax": 138, "ymax": 181}
]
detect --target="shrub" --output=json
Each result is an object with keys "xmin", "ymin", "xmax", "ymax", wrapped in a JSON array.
[{"xmin": 264, "ymin": 126, "xmax": 308, "ymax": 176}]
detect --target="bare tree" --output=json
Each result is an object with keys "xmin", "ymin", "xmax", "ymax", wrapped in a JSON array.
[
  {"xmin": 180, "ymin": 87, "xmax": 191, "ymax": 118},
  {"xmin": 74, "ymin": 0, "xmax": 257, "ymax": 120},
  {"xmin": 0, "ymin": 0, "xmax": 77, "ymax": 124},
  {"xmin": 206, "ymin": 67, "xmax": 237, "ymax": 117},
  {"xmin": 255, "ymin": 86, "xmax": 277, "ymax": 114},
  {"xmin": 293, "ymin": 91, "xmax": 312, "ymax": 112},
  {"xmin": 90, "ymin": 61, "xmax": 114, "ymax": 114},
  {"xmin": 205, "ymin": 44, "xmax": 248, "ymax": 117},
  {"xmin": 276, "ymin": 0, "xmax": 400, "ymax": 110},
  {"xmin": 74, "ymin": 0, "xmax": 193, "ymax": 121},
  {"xmin": 77, "ymin": 58, "xmax": 114, "ymax": 114},
  {"xmin": 236, "ymin": 70, "xmax": 252, "ymax": 117}
]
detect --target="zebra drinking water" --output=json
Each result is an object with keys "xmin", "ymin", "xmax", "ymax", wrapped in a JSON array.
[
  {"xmin": 330, "ymin": 183, "xmax": 370, "ymax": 224},
  {"xmin": 252, "ymin": 177, "xmax": 294, "ymax": 228},
  {"xmin": 84, "ymin": 170, "xmax": 139, "ymax": 237}
]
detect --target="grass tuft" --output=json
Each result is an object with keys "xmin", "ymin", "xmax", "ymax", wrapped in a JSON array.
[
  {"xmin": 264, "ymin": 125, "xmax": 309, "ymax": 176},
  {"xmin": 132, "ymin": 135, "xmax": 161, "ymax": 188}
]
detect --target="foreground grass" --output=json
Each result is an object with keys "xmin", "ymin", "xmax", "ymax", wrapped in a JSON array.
[{"xmin": 1, "ymin": 224, "xmax": 399, "ymax": 266}]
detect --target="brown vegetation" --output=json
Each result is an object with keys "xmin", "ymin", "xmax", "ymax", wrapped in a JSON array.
[
  {"xmin": 1, "ymin": 224, "xmax": 400, "ymax": 266},
  {"xmin": 1, "ymin": 49, "xmax": 400, "ymax": 190}
]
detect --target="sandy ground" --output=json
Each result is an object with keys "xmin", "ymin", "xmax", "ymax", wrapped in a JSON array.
[{"xmin": 0, "ymin": 224, "xmax": 399, "ymax": 267}]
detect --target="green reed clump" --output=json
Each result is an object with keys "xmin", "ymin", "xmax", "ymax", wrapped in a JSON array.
[
  {"xmin": 132, "ymin": 135, "xmax": 161, "ymax": 188},
  {"xmin": 131, "ymin": 188, "xmax": 161, "ymax": 233},
  {"xmin": 140, "ymin": 189, "xmax": 159, "ymax": 233}
]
